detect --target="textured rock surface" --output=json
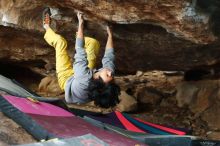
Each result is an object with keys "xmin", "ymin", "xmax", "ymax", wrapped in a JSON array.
[
  {"xmin": 0, "ymin": 0, "xmax": 220, "ymax": 74},
  {"xmin": 176, "ymin": 79, "xmax": 220, "ymax": 133},
  {"xmin": 202, "ymin": 103, "xmax": 220, "ymax": 130},
  {"xmin": 0, "ymin": 112, "xmax": 36, "ymax": 145},
  {"xmin": 207, "ymin": 132, "xmax": 220, "ymax": 140}
]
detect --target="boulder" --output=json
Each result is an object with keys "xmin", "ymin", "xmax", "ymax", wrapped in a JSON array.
[
  {"xmin": 116, "ymin": 91, "xmax": 137, "ymax": 112},
  {"xmin": 38, "ymin": 75, "xmax": 64, "ymax": 97},
  {"xmin": 176, "ymin": 80, "xmax": 219, "ymax": 114}
]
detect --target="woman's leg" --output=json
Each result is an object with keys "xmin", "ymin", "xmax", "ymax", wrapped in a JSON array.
[
  {"xmin": 43, "ymin": 30, "xmax": 100, "ymax": 91},
  {"xmin": 84, "ymin": 37, "xmax": 100, "ymax": 69},
  {"xmin": 44, "ymin": 28, "xmax": 73, "ymax": 91}
]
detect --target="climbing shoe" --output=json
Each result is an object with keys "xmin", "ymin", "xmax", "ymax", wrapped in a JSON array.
[{"xmin": 42, "ymin": 7, "xmax": 51, "ymax": 27}]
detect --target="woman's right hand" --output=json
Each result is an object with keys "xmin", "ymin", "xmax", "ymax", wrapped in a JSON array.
[{"xmin": 77, "ymin": 11, "xmax": 84, "ymax": 25}]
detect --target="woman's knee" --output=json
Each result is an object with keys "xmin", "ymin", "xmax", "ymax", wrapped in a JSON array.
[{"xmin": 56, "ymin": 36, "xmax": 67, "ymax": 48}]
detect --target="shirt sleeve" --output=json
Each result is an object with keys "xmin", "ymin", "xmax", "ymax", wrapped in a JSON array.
[
  {"xmin": 73, "ymin": 38, "xmax": 90, "ymax": 78},
  {"xmin": 102, "ymin": 48, "xmax": 115, "ymax": 74}
]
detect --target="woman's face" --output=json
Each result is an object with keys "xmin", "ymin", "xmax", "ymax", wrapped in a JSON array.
[{"xmin": 99, "ymin": 68, "xmax": 113, "ymax": 83}]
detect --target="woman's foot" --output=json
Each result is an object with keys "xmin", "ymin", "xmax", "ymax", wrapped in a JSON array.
[{"xmin": 43, "ymin": 7, "xmax": 51, "ymax": 30}]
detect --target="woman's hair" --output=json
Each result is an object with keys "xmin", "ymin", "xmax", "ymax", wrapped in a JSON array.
[{"xmin": 88, "ymin": 77, "xmax": 120, "ymax": 108}]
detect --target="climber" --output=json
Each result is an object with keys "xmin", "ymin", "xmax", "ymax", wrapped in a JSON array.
[{"xmin": 42, "ymin": 8, "xmax": 120, "ymax": 108}]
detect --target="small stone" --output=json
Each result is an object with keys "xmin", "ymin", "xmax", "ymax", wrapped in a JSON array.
[
  {"xmin": 136, "ymin": 71, "xmax": 143, "ymax": 77},
  {"xmin": 140, "ymin": 79, "xmax": 148, "ymax": 83},
  {"xmin": 206, "ymin": 131, "xmax": 212, "ymax": 135}
]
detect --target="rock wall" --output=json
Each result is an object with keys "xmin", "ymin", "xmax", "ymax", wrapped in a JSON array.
[
  {"xmin": 0, "ymin": 0, "xmax": 220, "ymax": 74},
  {"xmin": 176, "ymin": 79, "xmax": 220, "ymax": 139}
]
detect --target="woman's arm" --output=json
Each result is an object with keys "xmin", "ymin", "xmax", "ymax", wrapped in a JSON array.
[
  {"xmin": 102, "ymin": 26, "xmax": 115, "ymax": 73},
  {"xmin": 74, "ymin": 12, "xmax": 90, "ymax": 78}
]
